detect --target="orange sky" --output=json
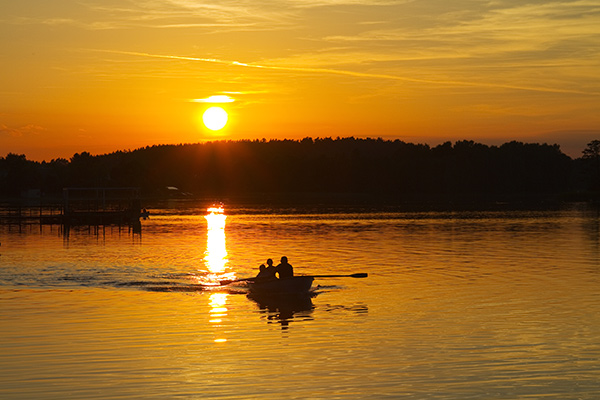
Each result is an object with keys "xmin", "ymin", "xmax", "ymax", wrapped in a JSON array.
[{"xmin": 1, "ymin": 0, "xmax": 599, "ymax": 161}]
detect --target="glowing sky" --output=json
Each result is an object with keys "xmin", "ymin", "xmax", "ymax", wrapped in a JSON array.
[{"xmin": 1, "ymin": 0, "xmax": 599, "ymax": 160}]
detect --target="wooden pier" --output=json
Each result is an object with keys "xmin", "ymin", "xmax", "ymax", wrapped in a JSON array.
[
  {"xmin": 62, "ymin": 187, "xmax": 142, "ymax": 225},
  {"xmin": 1, "ymin": 187, "xmax": 143, "ymax": 228}
]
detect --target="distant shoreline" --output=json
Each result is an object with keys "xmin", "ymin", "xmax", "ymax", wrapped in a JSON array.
[
  {"xmin": 2, "ymin": 138, "xmax": 599, "ymax": 205},
  {"xmin": 2, "ymin": 191, "xmax": 598, "ymax": 213}
]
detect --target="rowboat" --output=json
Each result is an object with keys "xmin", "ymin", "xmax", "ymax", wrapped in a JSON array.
[
  {"xmin": 247, "ymin": 276, "xmax": 314, "ymax": 296},
  {"xmin": 219, "ymin": 273, "xmax": 367, "ymax": 296}
]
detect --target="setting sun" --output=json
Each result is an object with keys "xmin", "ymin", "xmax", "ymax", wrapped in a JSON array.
[{"xmin": 203, "ymin": 107, "xmax": 228, "ymax": 131}]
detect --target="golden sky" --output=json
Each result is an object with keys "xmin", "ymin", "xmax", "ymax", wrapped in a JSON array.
[{"xmin": 1, "ymin": 0, "xmax": 599, "ymax": 160}]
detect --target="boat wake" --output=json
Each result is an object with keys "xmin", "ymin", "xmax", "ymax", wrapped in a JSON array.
[
  {"xmin": 3, "ymin": 267, "xmax": 352, "ymax": 296},
  {"xmin": 1, "ymin": 268, "xmax": 244, "ymax": 294},
  {"xmin": 114, "ymin": 272, "xmax": 246, "ymax": 293}
]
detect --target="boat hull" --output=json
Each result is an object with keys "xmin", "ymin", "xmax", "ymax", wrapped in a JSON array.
[{"xmin": 248, "ymin": 276, "xmax": 314, "ymax": 296}]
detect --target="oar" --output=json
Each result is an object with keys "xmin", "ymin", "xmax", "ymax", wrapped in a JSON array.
[
  {"xmin": 305, "ymin": 273, "xmax": 368, "ymax": 278},
  {"xmin": 219, "ymin": 272, "xmax": 367, "ymax": 285},
  {"xmin": 219, "ymin": 277, "xmax": 257, "ymax": 286}
]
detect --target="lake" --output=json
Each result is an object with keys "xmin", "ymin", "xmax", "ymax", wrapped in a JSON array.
[{"xmin": 1, "ymin": 201, "xmax": 599, "ymax": 399}]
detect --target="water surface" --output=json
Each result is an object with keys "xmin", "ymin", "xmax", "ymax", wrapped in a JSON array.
[{"xmin": 1, "ymin": 203, "xmax": 599, "ymax": 399}]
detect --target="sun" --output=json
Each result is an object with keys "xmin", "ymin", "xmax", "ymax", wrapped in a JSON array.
[{"xmin": 203, "ymin": 107, "xmax": 228, "ymax": 131}]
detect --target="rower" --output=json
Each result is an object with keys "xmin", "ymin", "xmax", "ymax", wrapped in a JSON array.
[
  {"xmin": 255, "ymin": 259, "xmax": 276, "ymax": 281},
  {"xmin": 275, "ymin": 256, "xmax": 294, "ymax": 279},
  {"xmin": 256, "ymin": 264, "xmax": 268, "ymax": 278},
  {"xmin": 264, "ymin": 258, "xmax": 276, "ymax": 278}
]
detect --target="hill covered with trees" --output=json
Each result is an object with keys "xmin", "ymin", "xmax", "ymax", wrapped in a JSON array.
[{"xmin": 1, "ymin": 137, "xmax": 599, "ymax": 202}]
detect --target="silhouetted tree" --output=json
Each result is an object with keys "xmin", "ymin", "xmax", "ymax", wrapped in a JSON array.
[
  {"xmin": 0, "ymin": 137, "xmax": 581, "ymax": 201},
  {"xmin": 581, "ymin": 140, "xmax": 600, "ymax": 191},
  {"xmin": 0, "ymin": 153, "xmax": 40, "ymax": 196},
  {"xmin": 583, "ymin": 140, "xmax": 600, "ymax": 160}
]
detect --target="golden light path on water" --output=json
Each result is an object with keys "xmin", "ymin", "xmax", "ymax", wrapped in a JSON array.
[
  {"xmin": 204, "ymin": 206, "xmax": 228, "ymax": 275},
  {"xmin": 204, "ymin": 206, "xmax": 231, "ymax": 343},
  {"xmin": 210, "ymin": 293, "xmax": 229, "ymax": 343}
]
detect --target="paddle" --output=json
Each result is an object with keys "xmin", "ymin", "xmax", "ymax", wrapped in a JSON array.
[
  {"xmin": 220, "ymin": 272, "xmax": 368, "ymax": 285},
  {"xmin": 304, "ymin": 273, "xmax": 368, "ymax": 278},
  {"xmin": 219, "ymin": 277, "xmax": 257, "ymax": 286}
]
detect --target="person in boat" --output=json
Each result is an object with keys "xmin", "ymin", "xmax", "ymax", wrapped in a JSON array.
[
  {"xmin": 264, "ymin": 258, "xmax": 276, "ymax": 277},
  {"xmin": 255, "ymin": 259, "xmax": 276, "ymax": 280},
  {"xmin": 256, "ymin": 264, "xmax": 267, "ymax": 277},
  {"xmin": 275, "ymin": 256, "xmax": 294, "ymax": 279}
]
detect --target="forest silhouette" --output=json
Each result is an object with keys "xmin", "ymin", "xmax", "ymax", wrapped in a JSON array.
[{"xmin": 1, "ymin": 137, "xmax": 599, "ymax": 203}]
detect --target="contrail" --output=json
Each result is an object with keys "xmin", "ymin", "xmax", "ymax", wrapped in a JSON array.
[{"xmin": 94, "ymin": 49, "xmax": 596, "ymax": 95}]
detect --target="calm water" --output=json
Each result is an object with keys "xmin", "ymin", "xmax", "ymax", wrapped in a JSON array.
[{"xmin": 1, "ymin": 202, "xmax": 599, "ymax": 399}]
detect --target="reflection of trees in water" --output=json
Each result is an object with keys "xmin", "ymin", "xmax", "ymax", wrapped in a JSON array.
[{"xmin": 581, "ymin": 205, "xmax": 600, "ymax": 260}]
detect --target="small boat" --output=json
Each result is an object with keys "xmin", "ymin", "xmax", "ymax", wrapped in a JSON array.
[{"xmin": 247, "ymin": 276, "xmax": 314, "ymax": 296}]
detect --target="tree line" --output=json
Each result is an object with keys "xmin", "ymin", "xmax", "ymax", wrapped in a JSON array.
[{"xmin": 1, "ymin": 137, "xmax": 599, "ymax": 202}]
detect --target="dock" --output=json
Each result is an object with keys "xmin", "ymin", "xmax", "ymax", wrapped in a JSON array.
[
  {"xmin": 62, "ymin": 187, "xmax": 142, "ymax": 225},
  {"xmin": 1, "ymin": 187, "xmax": 144, "ymax": 229}
]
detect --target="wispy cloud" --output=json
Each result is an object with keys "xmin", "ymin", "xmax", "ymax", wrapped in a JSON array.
[
  {"xmin": 191, "ymin": 95, "xmax": 236, "ymax": 103},
  {"xmin": 2, "ymin": 0, "xmax": 414, "ymax": 33},
  {"xmin": 322, "ymin": 2, "xmax": 600, "ymax": 54},
  {"xmin": 95, "ymin": 49, "xmax": 598, "ymax": 95},
  {"xmin": 86, "ymin": 0, "xmax": 302, "ymax": 32},
  {"xmin": 299, "ymin": 0, "xmax": 600, "ymax": 96},
  {"xmin": 1, "ymin": 0, "xmax": 295, "ymax": 32},
  {"xmin": 0, "ymin": 124, "xmax": 46, "ymax": 137}
]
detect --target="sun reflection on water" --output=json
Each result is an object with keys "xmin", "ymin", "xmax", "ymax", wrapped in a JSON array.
[
  {"xmin": 202, "ymin": 205, "xmax": 235, "ymax": 285},
  {"xmin": 209, "ymin": 293, "xmax": 228, "ymax": 323},
  {"xmin": 205, "ymin": 206, "xmax": 230, "ymax": 343},
  {"xmin": 210, "ymin": 291, "xmax": 229, "ymax": 343},
  {"xmin": 204, "ymin": 206, "xmax": 227, "ymax": 273}
]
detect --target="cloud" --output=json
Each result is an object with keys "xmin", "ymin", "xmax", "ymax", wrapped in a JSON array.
[
  {"xmin": 2, "ymin": 0, "xmax": 411, "ymax": 33},
  {"xmin": 1, "ymin": 1, "xmax": 295, "ymax": 32},
  {"xmin": 321, "ymin": 0, "xmax": 600, "ymax": 61},
  {"xmin": 288, "ymin": 0, "xmax": 409, "ymax": 7},
  {"xmin": 86, "ymin": 0, "xmax": 298, "ymax": 32},
  {"xmin": 96, "ymin": 49, "xmax": 598, "ymax": 95},
  {"xmin": 13, "ymin": 0, "xmax": 597, "ymax": 97},
  {"xmin": 0, "ymin": 124, "xmax": 46, "ymax": 137},
  {"xmin": 191, "ymin": 95, "xmax": 236, "ymax": 103}
]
